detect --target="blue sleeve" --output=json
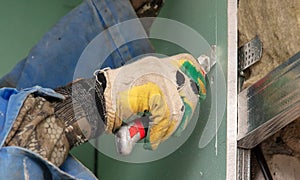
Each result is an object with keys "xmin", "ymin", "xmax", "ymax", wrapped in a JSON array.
[
  {"xmin": 0, "ymin": 1, "xmax": 154, "ymax": 179},
  {"xmin": 0, "ymin": 87, "xmax": 96, "ymax": 180},
  {"xmin": 0, "ymin": 0, "xmax": 154, "ymax": 89}
]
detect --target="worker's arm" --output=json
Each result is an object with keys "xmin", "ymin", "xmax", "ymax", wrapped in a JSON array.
[{"xmin": 4, "ymin": 76, "xmax": 106, "ymax": 167}]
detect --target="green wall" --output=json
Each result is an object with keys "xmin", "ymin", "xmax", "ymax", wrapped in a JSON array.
[
  {"xmin": 96, "ymin": 0, "xmax": 228, "ymax": 180},
  {"xmin": 0, "ymin": 0, "xmax": 81, "ymax": 77},
  {"xmin": 94, "ymin": 0, "xmax": 227, "ymax": 180},
  {"xmin": 0, "ymin": 0, "xmax": 96, "ymax": 171}
]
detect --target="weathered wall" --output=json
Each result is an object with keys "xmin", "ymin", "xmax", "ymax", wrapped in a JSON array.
[
  {"xmin": 239, "ymin": 0, "xmax": 300, "ymax": 87},
  {"xmin": 239, "ymin": 0, "xmax": 300, "ymax": 179}
]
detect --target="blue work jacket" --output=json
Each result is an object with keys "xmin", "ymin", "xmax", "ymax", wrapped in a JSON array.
[{"xmin": 0, "ymin": 86, "xmax": 97, "ymax": 179}]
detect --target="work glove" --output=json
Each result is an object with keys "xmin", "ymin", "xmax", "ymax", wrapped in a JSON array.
[
  {"xmin": 5, "ymin": 53, "xmax": 206, "ymax": 163},
  {"xmin": 99, "ymin": 53, "xmax": 207, "ymax": 154}
]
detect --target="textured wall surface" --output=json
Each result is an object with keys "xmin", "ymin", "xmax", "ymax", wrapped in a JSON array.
[
  {"xmin": 239, "ymin": 0, "xmax": 300, "ymax": 179},
  {"xmin": 239, "ymin": 0, "xmax": 300, "ymax": 87}
]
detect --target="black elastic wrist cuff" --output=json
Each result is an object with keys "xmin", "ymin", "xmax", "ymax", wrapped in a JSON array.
[{"xmin": 54, "ymin": 75, "xmax": 107, "ymax": 147}]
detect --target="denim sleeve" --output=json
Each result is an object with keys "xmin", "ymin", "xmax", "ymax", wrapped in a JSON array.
[
  {"xmin": 0, "ymin": 86, "xmax": 98, "ymax": 179},
  {"xmin": 0, "ymin": 0, "xmax": 153, "ymax": 89}
]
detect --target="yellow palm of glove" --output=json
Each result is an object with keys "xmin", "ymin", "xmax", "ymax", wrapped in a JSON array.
[{"xmin": 118, "ymin": 82, "xmax": 175, "ymax": 150}]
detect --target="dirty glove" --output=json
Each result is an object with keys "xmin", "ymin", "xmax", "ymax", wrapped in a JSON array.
[{"xmin": 100, "ymin": 53, "xmax": 206, "ymax": 153}]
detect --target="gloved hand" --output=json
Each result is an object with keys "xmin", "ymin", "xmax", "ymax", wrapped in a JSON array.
[
  {"xmin": 5, "ymin": 53, "xmax": 206, "ymax": 163},
  {"xmin": 99, "ymin": 53, "xmax": 207, "ymax": 154},
  {"xmin": 5, "ymin": 76, "xmax": 107, "ymax": 166}
]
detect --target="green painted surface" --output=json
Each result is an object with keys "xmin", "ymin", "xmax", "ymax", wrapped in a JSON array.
[
  {"xmin": 0, "ymin": 0, "xmax": 228, "ymax": 179},
  {"xmin": 0, "ymin": 0, "xmax": 95, "ymax": 170},
  {"xmin": 97, "ymin": 0, "xmax": 228, "ymax": 180},
  {"xmin": 0, "ymin": 0, "xmax": 81, "ymax": 77}
]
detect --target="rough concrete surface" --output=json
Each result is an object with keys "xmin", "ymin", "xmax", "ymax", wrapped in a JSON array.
[
  {"xmin": 238, "ymin": 0, "xmax": 300, "ymax": 179},
  {"xmin": 239, "ymin": 0, "xmax": 300, "ymax": 87}
]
